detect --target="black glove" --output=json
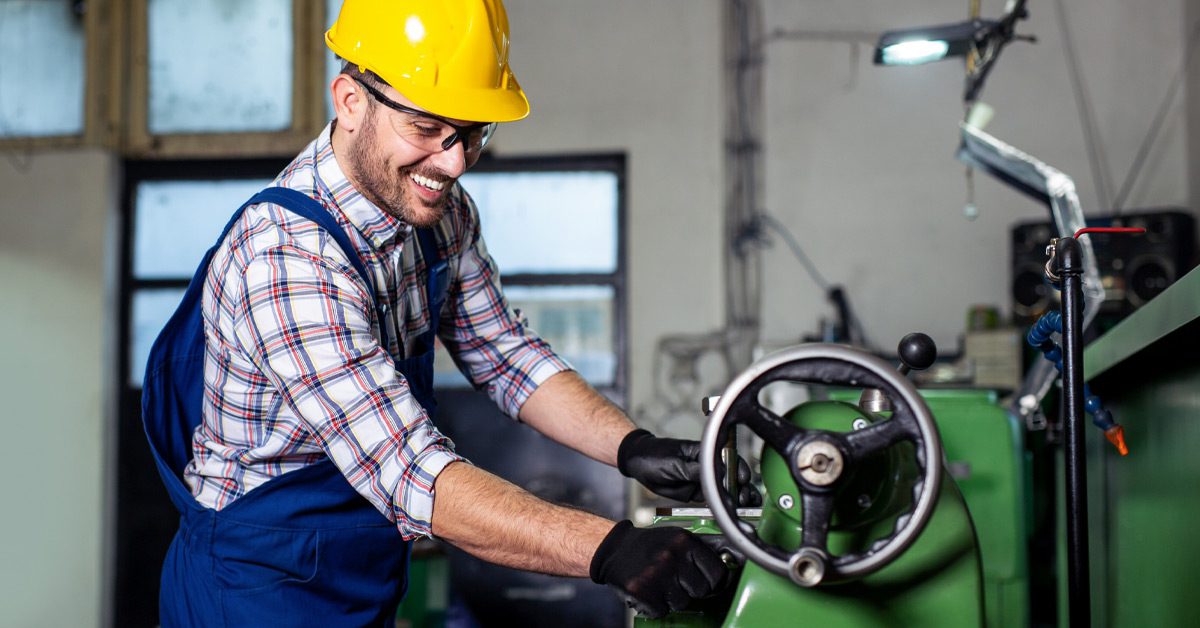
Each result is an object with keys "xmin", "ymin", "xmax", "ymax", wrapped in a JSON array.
[
  {"xmin": 617, "ymin": 429, "xmax": 762, "ymax": 506},
  {"xmin": 590, "ymin": 520, "xmax": 728, "ymax": 618}
]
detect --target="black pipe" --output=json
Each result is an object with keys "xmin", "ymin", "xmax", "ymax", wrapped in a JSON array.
[{"xmin": 1058, "ymin": 236, "xmax": 1090, "ymax": 627}]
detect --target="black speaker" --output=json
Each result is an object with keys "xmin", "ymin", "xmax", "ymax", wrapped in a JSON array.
[{"xmin": 1010, "ymin": 209, "xmax": 1197, "ymax": 327}]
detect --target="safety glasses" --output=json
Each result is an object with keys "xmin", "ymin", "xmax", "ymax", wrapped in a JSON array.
[{"xmin": 355, "ymin": 79, "xmax": 497, "ymax": 155}]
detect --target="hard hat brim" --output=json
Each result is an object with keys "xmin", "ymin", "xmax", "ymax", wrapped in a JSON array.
[
  {"xmin": 400, "ymin": 81, "xmax": 531, "ymax": 124},
  {"xmin": 327, "ymin": 33, "xmax": 530, "ymax": 124}
]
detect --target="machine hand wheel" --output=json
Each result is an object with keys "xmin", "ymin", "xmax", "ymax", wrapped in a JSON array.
[{"xmin": 700, "ymin": 343, "xmax": 943, "ymax": 587}]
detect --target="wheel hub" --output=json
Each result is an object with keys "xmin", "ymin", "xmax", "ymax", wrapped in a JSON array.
[{"xmin": 794, "ymin": 440, "xmax": 844, "ymax": 486}]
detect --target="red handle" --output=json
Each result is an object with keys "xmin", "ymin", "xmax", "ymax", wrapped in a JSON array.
[{"xmin": 1074, "ymin": 227, "xmax": 1146, "ymax": 238}]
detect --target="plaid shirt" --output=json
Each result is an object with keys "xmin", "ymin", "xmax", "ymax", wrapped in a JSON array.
[{"xmin": 185, "ymin": 124, "xmax": 570, "ymax": 539}]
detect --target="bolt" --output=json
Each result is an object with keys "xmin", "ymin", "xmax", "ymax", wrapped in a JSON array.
[
  {"xmin": 852, "ymin": 417, "xmax": 869, "ymax": 430},
  {"xmin": 811, "ymin": 454, "xmax": 830, "ymax": 473},
  {"xmin": 857, "ymin": 494, "xmax": 872, "ymax": 509},
  {"xmin": 778, "ymin": 494, "xmax": 795, "ymax": 510}
]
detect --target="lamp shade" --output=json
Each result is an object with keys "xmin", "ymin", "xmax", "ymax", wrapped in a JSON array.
[{"xmin": 874, "ymin": 19, "xmax": 999, "ymax": 66}]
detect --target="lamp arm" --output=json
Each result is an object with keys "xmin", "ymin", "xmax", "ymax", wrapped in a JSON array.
[
  {"xmin": 999, "ymin": 0, "xmax": 1029, "ymax": 38},
  {"xmin": 964, "ymin": 0, "xmax": 1030, "ymax": 102}
]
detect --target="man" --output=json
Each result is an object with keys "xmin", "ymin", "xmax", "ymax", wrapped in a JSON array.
[{"xmin": 144, "ymin": 1, "xmax": 756, "ymax": 625}]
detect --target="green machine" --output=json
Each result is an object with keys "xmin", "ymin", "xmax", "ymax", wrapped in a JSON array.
[{"xmin": 640, "ymin": 335, "xmax": 1029, "ymax": 627}]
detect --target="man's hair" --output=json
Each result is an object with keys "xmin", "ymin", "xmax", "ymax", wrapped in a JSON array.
[
  {"xmin": 337, "ymin": 60, "xmax": 383, "ymax": 121},
  {"xmin": 340, "ymin": 60, "xmax": 384, "ymax": 87}
]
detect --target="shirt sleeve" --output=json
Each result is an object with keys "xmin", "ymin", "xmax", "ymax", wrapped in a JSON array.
[
  {"xmin": 231, "ymin": 239, "xmax": 461, "ymax": 540},
  {"xmin": 438, "ymin": 191, "xmax": 572, "ymax": 418}
]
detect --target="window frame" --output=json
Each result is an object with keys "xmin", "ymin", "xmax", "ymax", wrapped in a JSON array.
[
  {"xmin": 114, "ymin": 157, "xmax": 292, "ymax": 627},
  {"xmin": 122, "ymin": 0, "xmax": 327, "ymax": 158},
  {"xmin": 453, "ymin": 152, "xmax": 629, "ymax": 401},
  {"xmin": 1, "ymin": 0, "xmax": 329, "ymax": 155},
  {"xmin": 118, "ymin": 157, "xmax": 292, "ymax": 388},
  {"xmin": 0, "ymin": 0, "xmax": 117, "ymax": 150},
  {"xmin": 118, "ymin": 157, "xmax": 291, "ymax": 363},
  {"xmin": 118, "ymin": 152, "xmax": 629, "ymax": 393}
]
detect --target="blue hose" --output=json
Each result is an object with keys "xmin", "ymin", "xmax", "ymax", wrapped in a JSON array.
[{"xmin": 1026, "ymin": 310, "xmax": 1116, "ymax": 431}]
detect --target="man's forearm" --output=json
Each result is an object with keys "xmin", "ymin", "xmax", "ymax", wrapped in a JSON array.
[
  {"xmin": 517, "ymin": 370, "xmax": 636, "ymax": 466},
  {"xmin": 430, "ymin": 461, "xmax": 614, "ymax": 577}
]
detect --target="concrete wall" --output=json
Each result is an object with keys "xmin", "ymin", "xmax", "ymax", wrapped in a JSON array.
[
  {"xmin": 498, "ymin": 0, "xmax": 726, "ymax": 421},
  {"xmin": 500, "ymin": 0, "xmax": 1192, "ymax": 424},
  {"xmin": 1189, "ymin": 0, "xmax": 1200, "ymax": 213},
  {"xmin": 756, "ymin": 0, "xmax": 1189, "ymax": 355},
  {"xmin": 0, "ymin": 149, "xmax": 117, "ymax": 627}
]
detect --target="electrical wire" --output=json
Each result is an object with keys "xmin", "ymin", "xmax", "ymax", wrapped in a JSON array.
[
  {"xmin": 642, "ymin": 0, "xmax": 766, "ymax": 430},
  {"xmin": 1111, "ymin": 19, "xmax": 1200, "ymax": 212},
  {"xmin": 727, "ymin": 0, "xmax": 764, "ymax": 334},
  {"xmin": 649, "ymin": 0, "xmax": 893, "ymax": 420},
  {"xmin": 754, "ymin": 213, "xmax": 874, "ymax": 350},
  {"xmin": 755, "ymin": 214, "xmax": 833, "ymax": 292}
]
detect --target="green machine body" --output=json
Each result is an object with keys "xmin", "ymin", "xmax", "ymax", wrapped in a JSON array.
[{"xmin": 637, "ymin": 341, "xmax": 1026, "ymax": 627}]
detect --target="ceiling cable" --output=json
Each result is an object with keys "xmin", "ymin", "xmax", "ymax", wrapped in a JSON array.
[
  {"xmin": 1053, "ymin": 0, "xmax": 1116, "ymax": 212},
  {"xmin": 1111, "ymin": 19, "xmax": 1200, "ymax": 212}
]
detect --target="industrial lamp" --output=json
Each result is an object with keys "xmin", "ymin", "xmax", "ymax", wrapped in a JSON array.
[
  {"xmin": 873, "ymin": 0, "xmax": 1030, "ymax": 103},
  {"xmin": 873, "ymin": 19, "xmax": 1000, "ymax": 66}
]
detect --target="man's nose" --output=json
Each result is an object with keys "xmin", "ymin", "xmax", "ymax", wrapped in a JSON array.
[{"xmin": 428, "ymin": 139, "xmax": 468, "ymax": 178}]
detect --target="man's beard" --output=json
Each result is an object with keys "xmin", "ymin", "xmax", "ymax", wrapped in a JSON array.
[{"xmin": 347, "ymin": 109, "xmax": 451, "ymax": 228}]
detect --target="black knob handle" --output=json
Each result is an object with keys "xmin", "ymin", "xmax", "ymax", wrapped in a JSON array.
[{"xmin": 898, "ymin": 333, "xmax": 937, "ymax": 373}]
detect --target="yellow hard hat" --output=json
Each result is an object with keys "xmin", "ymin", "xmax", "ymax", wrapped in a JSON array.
[{"xmin": 326, "ymin": 0, "xmax": 529, "ymax": 123}]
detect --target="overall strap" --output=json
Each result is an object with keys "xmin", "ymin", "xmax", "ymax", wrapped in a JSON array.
[
  {"xmin": 142, "ymin": 186, "xmax": 387, "ymax": 511},
  {"xmin": 415, "ymin": 226, "xmax": 449, "ymax": 343}
]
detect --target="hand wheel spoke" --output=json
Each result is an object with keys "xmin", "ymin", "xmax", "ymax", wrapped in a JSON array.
[
  {"xmin": 734, "ymin": 402, "xmax": 804, "ymax": 455},
  {"xmin": 699, "ymin": 341, "xmax": 943, "ymax": 586},
  {"xmin": 800, "ymin": 491, "xmax": 835, "ymax": 552},
  {"xmin": 844, "ymin": 417, "xmax": 911, "ymax": 460}
]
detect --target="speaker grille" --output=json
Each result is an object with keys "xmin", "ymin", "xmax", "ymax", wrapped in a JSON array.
[{"xmin": 1010, "ymin": 209, "xmax": 1196, "ymax": 326}]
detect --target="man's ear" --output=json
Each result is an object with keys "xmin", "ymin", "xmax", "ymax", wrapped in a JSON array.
[{"xmin": 330, "ymin": 74, "xmax": 367, "ymax": 131}]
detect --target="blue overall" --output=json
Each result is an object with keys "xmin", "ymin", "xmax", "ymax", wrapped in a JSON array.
[{"xmin": 143, "ymin": 187, "xmax": 449, "ymax": 627}]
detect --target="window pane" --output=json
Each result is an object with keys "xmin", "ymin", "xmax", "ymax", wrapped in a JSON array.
[
  {"xmin": 134, "ymin": 179, "xmax": 274, "ymax": 278},
  {"xmin": 0, "ymin": 1, "xmax": 85, "ymax": 137},
  {"xmin": 129, "ymin": 288, "xmax": 187, "ymax": 386},
  {"xmin": 435, "ymin": 285, "xmax": 616, "ymax": 388},
  {"xmin": 460, "ymin": 171, "xmax": 618, "ymax": 274},
  {"xmin": 147, "ymin": 0, "xmax": 293, "ymax": 134}
]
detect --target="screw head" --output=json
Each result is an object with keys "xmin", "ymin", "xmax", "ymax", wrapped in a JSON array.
[
  {"xmin": 852, "ymin": 417, "xmax": 869, "ymax": 430},
  {"xmin": 778, "ymin": 494, "xmax": 795, "ymax": 510}
]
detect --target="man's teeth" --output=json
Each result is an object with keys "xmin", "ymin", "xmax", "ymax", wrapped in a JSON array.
[{"xmin": 410, "ymin": 173, "xmax": 445, "ymax": 191}]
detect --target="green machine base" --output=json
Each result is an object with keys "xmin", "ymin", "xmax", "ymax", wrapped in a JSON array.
[{"xmin": 640, "ymin": 385, "xmax": 1027, "ymax": 628}]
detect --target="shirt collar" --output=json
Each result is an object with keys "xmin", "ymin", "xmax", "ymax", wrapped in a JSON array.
[{"xmin": 312, "ymin": 122, "xmax": 413, "ymax": 252}]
